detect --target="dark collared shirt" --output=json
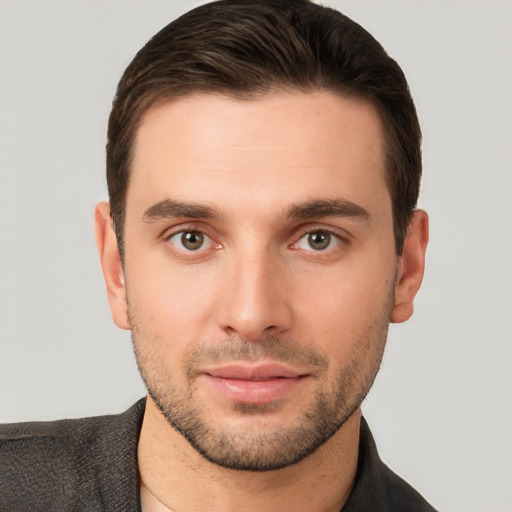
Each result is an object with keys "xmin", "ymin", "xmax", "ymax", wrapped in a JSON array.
[{"xmin": 0, "ymin": 399, "xmax": 437, "ymax": 511}]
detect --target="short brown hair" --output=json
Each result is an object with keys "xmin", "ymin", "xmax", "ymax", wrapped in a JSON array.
[{"xmin": 107, "ymin": 0, "xmax": 421, "ymax": 256}]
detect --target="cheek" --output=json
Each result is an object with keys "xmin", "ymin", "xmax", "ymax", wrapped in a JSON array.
[
  {"xmin": 291, "ymin": 257, "xmax": 395, "ymax": 351},
  {"xmin": 125, "ymin": 258, "xmax": 220, "ymax": 339}
]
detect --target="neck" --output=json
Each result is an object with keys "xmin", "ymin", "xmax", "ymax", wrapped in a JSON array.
[{"xmin": 138, "ymin": 397, "xmax": 360, "ymax": 512}]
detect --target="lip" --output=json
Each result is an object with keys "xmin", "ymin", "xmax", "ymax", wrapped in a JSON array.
[
  {"xmin": 199, "ymin": 363, "xmax": 309, "ymax": 404},
  {"xmin": 203, "ymin": 363, "xmax": 306, "ymax": 380}
]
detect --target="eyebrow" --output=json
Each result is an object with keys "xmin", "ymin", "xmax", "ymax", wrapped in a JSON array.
[
  {"xmin": 142, "ymin": 199, "xmax": 219, "ymax": 222},
  {"xmin": 142, "ymin": 197, "xmax": 369, "ymax": 223},
  {"xmin": 287, "ymin": 198, "xmax": 370, "ymax": 221}
]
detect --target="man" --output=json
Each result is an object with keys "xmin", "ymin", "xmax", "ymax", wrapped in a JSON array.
[{"xmin": 0, "ymin": 1, "xmax": 435, "ymax": 510}]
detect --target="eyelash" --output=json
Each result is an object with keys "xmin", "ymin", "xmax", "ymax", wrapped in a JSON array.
[
  {"xmin": 163, "ymin": 225, "xmax": 349, "ymax": 257},
  {"xmin": 291, "ymin": 229, "xmax": 343, "ymax": 251},
  {"xmin": 164, "ymin": 226, "xmax": 220, "ymax": 254}
]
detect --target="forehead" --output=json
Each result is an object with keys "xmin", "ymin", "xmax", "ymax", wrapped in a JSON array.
[{"xmin": 128, "ymin": 91, "xmax": 389, "ymax": 218}]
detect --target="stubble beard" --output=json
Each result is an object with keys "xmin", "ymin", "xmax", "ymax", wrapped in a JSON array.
[{"xmin": 130, "ymin": 298, "xmax": 392, "ymax": 472}]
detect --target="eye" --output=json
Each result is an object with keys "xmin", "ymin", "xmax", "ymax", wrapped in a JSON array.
[
  {"xmin": 168, "ymin": 230, "xmax": 214, "ymax": 252},
  {"xmin": 294, "ymin": 230, "xmax": 341, "ymax": 251}
]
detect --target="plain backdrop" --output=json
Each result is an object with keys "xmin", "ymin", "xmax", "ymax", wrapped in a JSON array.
[{"xmin": 1, "ymin": 1, "xmax": 511, "ymax": 511}]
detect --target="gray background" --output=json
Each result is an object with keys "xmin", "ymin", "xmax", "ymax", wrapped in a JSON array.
[{"xmin": 1, "ymin": 1, "xmax": 511, "ymax": 511}]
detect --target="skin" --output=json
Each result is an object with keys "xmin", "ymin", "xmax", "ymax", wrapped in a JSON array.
[{"xmin": 96, "ymin": 91, "xmax": 428, "ymax": 511}]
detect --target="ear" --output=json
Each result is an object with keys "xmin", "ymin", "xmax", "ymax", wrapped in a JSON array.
[
  {"xmin": 391, "ymin": 210, "xmax": 429, "ymax": 324},
  {"xmin": 94, "ymin": 202, "xmax": 130, "ymax": 330}
]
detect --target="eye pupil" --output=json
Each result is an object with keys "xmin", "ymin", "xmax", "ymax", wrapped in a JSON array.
[
  {"xmin": 308, "ymin": 232, "xmax": 330, "ymax": 250},
  {"xmin": 181, "ymin": 231, "xmax": 204, "ymax": 250}
]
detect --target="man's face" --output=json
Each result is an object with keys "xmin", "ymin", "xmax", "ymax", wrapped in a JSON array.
[{"xmin": 119, "ymin": 91, "xmax": 399, "ymax": 470}]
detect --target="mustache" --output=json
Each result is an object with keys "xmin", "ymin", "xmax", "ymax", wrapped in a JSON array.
[{"xmin": 184, "ymin": 335, "xmax": 329, "ymax": 374}]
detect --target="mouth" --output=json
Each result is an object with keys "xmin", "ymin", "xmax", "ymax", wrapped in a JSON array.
[{"xmin": 199, "ymin": 363, "xmax": 310, "ymax": 404}]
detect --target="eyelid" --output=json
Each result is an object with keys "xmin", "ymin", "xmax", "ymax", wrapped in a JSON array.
[
  {"xmin": 160, "ymin": 222, "xmax": 350, "ymax": 254},
  {"xmin": 292, "ymin": 223, "xmax": 351, "ymax": 241},
  {"xmin": 289, "ymin": 224, "xmax": 351, "ymax": 252},
  {"xmin": 169, "ymin": 231, "xmax": 214, "ymax": 251},
  {"xmin": 162, "ymin": 221, "xmax": 215, "ymax": 240},
  {"xmin": 163, "ymin": 223, "xmax": 222, "ymax": 254}
]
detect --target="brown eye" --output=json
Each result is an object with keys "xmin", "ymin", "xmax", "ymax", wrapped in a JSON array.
[
  {"xmin": 168, "ymin": 230, "xmax": 214, "ymax": 252},
  {"xmin": 293, "ymin": 230, "xmax": 341, "ymax": 252},
  {"xmin": 307, "ymin": 231, "xmax": 331, "ymax": 250},
  {"xmin": 181, "ymin": 231, "xmax": 204, "ymax": 250}
]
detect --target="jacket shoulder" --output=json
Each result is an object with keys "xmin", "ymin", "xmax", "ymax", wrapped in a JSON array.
[
  {"xmin": 347, "ymin": 417, "xmax": 438, "ymax": 512},
  {"xmin": 0, "ymin": 416, "xmax": 101, "ymax": 509},
  {"xmin": 379, "ymin": 462, "xmax": 438, "ymax": 512},
  {"xmin": 0, "ymin": 400, "xmax": 145, "ymax": 511}
]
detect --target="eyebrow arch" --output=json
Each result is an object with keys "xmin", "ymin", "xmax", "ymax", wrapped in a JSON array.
[
  {"xmin": 142, "ymin": 199, "xmax": 219, "ymax": 222},
  {"xmin": 287, "ymin": 199, "xmax": 370, "ymax": 220}
]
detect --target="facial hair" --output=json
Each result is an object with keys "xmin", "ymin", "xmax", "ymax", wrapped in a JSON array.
[{"xmin": 129, "ymin": 287, "xmax": 392, "ymax": 472}]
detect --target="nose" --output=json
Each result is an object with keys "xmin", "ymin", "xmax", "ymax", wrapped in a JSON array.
[{"xmin": 216, "ymin": 248, "xmax": 293, "ymax": 341}]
